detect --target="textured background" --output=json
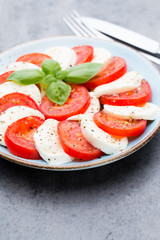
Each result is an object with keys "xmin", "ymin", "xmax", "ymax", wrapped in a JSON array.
[{"xmin": 0, "ymin": 0, "xmax": 160, "ymax": 239}]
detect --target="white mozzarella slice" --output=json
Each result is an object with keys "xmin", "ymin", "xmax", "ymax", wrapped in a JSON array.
[
  {"xmin": 82, "ymin": 92, "xmax": 100, "ymax": 115},
  {"xmin": 6, "ymin": 62, "xmax": 41, "ymax": 71},
  {"xmin": 45, "ymin": 47, "xmax": 76, "ymax": 70},
  {"xmin": 68, "ymin": 92, "xmax": 100, "ymax": 121},
  {"xmin": 91, "ymin": 48, "xmax": 112, "ymax": 65},
  {"xmin": 0, "ymin": 81, "xmax": 41, "ymax": 105},
  {"xmin": 34, "ymin": 119, "xmax": 73, "ymax": 165},
  {"xmin": 67, "ymin": 114, "xmax": 83, "ymax": 121},
  {"xmin": 94, "ymin": 71, "xmax": 143, "ymax": 98},
  {"xmin": 0, "ymin": 106, "xmax": 44, "ymax": 146},
  {"xmin": 81, "ymin": 115, "xmax": 128, "ymax": 154},
  {"xmin": 103, "ymin": 103, "xmax": 160, "ymax": 120}
]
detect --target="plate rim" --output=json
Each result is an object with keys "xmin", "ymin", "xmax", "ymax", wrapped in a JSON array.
[{"xmin": 0, "ymin": 35, "xmax": 160, "ymax": 171}]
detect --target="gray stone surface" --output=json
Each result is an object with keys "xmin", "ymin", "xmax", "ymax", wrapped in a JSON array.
[{"xmin": 0, "ymin": 0, "xmax": 160, "ymax": 239}]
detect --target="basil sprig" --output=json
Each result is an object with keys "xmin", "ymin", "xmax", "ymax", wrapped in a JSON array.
[{"xmin": 7, "ymin": 59, "xmax": 102, "ymax": 105}]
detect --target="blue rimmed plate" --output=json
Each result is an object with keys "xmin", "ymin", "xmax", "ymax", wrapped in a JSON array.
[{"xmin": 0, "ymin": 36, "xmax": 160, "ymax": 170}]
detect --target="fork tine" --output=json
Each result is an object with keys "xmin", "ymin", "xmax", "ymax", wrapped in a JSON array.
[
  {"xmin": 63, "ymin": 10, "xmax": 112, "ymax": 41},
  {"xmin": 63, "ymin": 15, "xmax": 89, "ymax": 37},
  {"xmin": 72, "ymin": 10, "xmax": 98, "ymax": 37},
  {"xmin": 70, "ymin": 12, "xmax": 96, "ymax": 38},
  {"xmin": 63, "ymin": 17, "xmax": 82, "ymax": 37},
  {"xmin": 72, "ymin": 10, "xmax": 112, "ymax": 41}
]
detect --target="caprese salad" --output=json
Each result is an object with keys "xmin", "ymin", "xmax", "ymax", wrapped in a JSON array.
[{"xmin": 0, "ymin": 45, "xmax": 159, "ymax": 166}]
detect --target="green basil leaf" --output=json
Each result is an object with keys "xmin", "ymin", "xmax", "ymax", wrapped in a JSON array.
[
  {"xmin": 55, "ymin": 70, "xmax": 68, "ymax": 80},
  {"xmin": 7, "ymin": 69, "xmax": 45, "ymax": 85},
  {"xmin": 64, "ymin": 62, "xmax": 103, "ymax": 84},
  {"xmin": 46, "ymin": 80, "xmax": 71, "ymax": 105},
  {"xmin": 42, "ymin": 59, "xmax": 61, "ymax": 76},
  {"xmin": 43, "ymin": 74, "xmax": 57, "ymax": 84}
]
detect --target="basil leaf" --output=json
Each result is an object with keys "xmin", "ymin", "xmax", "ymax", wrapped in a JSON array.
[
  {"xmin": 55, "ymin": 70, "xmax": 68, "ymax": 80},
  {"xmin": 7, "ymin": 69, "xmax": 45, "ymax": 85},
  {"xmin": 64, "ymin": 62, "xmax": 103, "ymax": 84},
  {"xmin": 43, "ymin": 74, "xmax": 57, "ymax": 84},
  {"xmin": 42, "ymin": 59, "xmax": 61, "ymax": 76},
  {"xmin": 46, "ymin": 81, "xmax": 71, "ymax": 105}
]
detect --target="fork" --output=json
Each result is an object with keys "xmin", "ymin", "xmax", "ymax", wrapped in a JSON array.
[
  {"xmin": 63, "ymin": 10, "xmax": 112, "ymax": 41},
  {"xmin": 63, "ymin": 10, "xmax": 160, "ymax": 66}
]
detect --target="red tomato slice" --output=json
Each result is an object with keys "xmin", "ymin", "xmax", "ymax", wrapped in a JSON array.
[
  {"xmin": 83, "ymin": 57, "xmax": 127, "ymax": 90},
  {"xmin": 72, "ymin": 45, "xmax": 94, "ymax": 65},
  {"xmin": 16, "ymin": 53, "xmax": 52, "ymax": 67},
  {"xmin": 0, "ymin": 71, "xmax": 14, "ymax": 84},
  {"xmin": 94, "ymin": 111, "xmax": 147, "ymax": 137},
  {"xmin": 100, "ymin": 80, "xmax": 152, "ymax": 106},
  {"xmin": 0, "ymin": 93, "xmax": 39, "ymax": 115},
  {"xmin": 58, "ymin": 120, "xmax": 102, "ymax": 160},
  {"xmin": 39, "ymin": 84, "xmax": 91, "ymax": 121},
  {"xmin": 5, "ymin": 116, "xmax": 44, "ymax": 159}
]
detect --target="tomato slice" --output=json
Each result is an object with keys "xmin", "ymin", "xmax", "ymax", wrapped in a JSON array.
[
  {"xmin": 83, "ymin": 57, "xmax": 127, "ymax": 90},
  {"xmin": 0, "ymin": 71, "xmax": 14, "ymax": 84},
  {"xmin": 16, "ymin": 53, "xmax": 52, "ymax": 67},
  {"xmin": 72, "ymin": 45, "xmax": 94, "ymax": 65},
  {"xmin": 100, "ymin": 80, "xmax": 152, "ymax": 106},
  {"xmin": 39, "ymin": 84, "xmax": 91, "ymax": 121},
  {"xmin": 0, "ymin": 93, "xmax": 39, "ymax": 115},
  {"xmin": 94, "ymin": 111, "xmax": 147, "ymax": 137},
  {"xmin": 58, "ymin": 120, "xmax": 102, "ymax": 160},
  {"xmin": 5, "ymin": 116, "xmax": 44, "ymax": 159}
]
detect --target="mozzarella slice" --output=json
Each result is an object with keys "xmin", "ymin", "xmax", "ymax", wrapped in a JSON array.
[
  {"xmin": 91, "ymin": 48, "xmax": 112, "ymax": 65},
  {"xmin": 84, "ymin": 92, "xmax": 100, "ymax": 115},
  {"xmin": 94, "ymin": 71, "xmax": 143, "ymax": 98},
  {"xmin": 81, "ymin": 115, "xmax": 128, "ymax": 154},
  {"xmin": 45, "ymin": 47, "xmax": 76, "ymax": 70},
  {"xmin": 0, "ymin": 106, "xmax": 44, "ymax": 146},
  {"xmin": 68, "ymin": 92, "xmax": 100, "ymax": 121},
  {"xmin": 34, "ymin": 119, "xmax": 73, "ymax": 165},
  {"xmin": 0, "ymin": 81, "xmax": 41, "ymax": 105},
  {"xmin": 6, "ymin": 62, "xmax": 41, "ymax": 71},
  {"xmin": 103, "ymin": 103, "xmax": 160, "ymax": 120}
]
